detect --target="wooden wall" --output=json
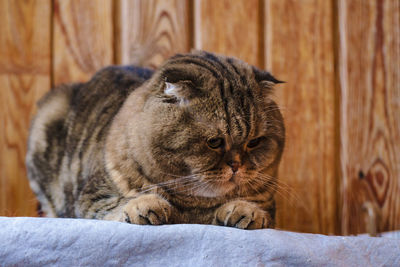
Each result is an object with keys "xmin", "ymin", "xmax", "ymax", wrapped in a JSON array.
[{"xmin": 0, "ymin": 0, "xmax": 399, "ymax": 235}]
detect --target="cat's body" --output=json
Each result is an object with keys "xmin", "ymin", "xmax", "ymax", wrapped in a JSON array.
[{"xmin": 26, "ymin": 51, "xmax": 285, "ymax": 229}]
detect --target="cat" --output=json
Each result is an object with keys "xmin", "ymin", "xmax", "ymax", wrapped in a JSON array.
[{"xmin": 26, "ymin": 50, "xmax": 285, "ymax": 229}]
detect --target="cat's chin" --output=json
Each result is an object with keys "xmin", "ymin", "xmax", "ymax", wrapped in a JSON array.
[
  {"xmin": 191, "ymin": 171, "xmax": 247, "ymax": 198},
  {"xmin": 191, "ymin": 181, "xmax": 236, "ymax": 198}
]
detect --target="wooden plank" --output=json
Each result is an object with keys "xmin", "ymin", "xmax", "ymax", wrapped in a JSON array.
[
  {"xmin": 116, "ymin": 0, "xmax": 191, "ymax": 68},
  {"xmin": 339, "ymin": 0, "xmax": 400, "ymax": 235},
  {"xmin": 194, "ymin": 0, "xmax": 262, "ymax": 67},
  {"xmin": 265, "ymin": 0, "xmax": 338, "ymax": 234},
  {"xmin": 53, "ymin": 0, "xmax": 114, "ymax": 85},
  {"xmin": 0, "ymin": 0, "xmax": 51, "ymax": 216}
]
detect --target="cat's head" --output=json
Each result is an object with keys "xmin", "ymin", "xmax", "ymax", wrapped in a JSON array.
[{"xmin": 135, "ymin": 51, "xmax": 285, "ymax": 198}]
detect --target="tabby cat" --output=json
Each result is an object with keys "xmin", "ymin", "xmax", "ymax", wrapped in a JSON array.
[{"xmin": 26, "ymin": 51, "xmax": 285, "ymax": 229}]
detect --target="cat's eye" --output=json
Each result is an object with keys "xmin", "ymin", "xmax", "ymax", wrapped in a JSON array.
[
  {"xmin": 207, "ymin": 137, "xmax": 224, "ymax": 149},
  {"xmin": 247, "ymin": 137, "xmax": 265, "ymax": 149}
]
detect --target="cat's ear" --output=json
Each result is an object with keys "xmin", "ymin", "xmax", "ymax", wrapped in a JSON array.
[
  {"xmin": 253, "ymin": 67, "xmax": 284, "ymax": 92},
  {"xmin": 164, "ymin": 81, "xmax": 193, "ymax": 105}
]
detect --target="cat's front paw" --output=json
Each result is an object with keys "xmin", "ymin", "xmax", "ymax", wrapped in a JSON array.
[
  {"xmin": 213, "ymin": 200, "xmax": 271, "ymax": 230},
  {"xmin": 123, "ymin": 194, "xmax": 172, "ymax": 225}
]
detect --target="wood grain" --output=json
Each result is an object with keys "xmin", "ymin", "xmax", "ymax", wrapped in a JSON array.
[
  {"xmin": 116, "ymin": 0, "xmax": 191, "ymax": 68},
  {"xmin": 265, "ymin": 0, "xmax": 338, "ymax": 234},
  {"xmin": 53, "ymin": 0, "xmax": 114, "ymax": 85},
  {"xmin": 0, "ymin": 0, "xmax": 51, "ymax": 216},
  {"xmin": 339, "ymin": 0, "xmax": 400, "ymax": 235},
  {"xmin": 1, "ymin": 0, "xmax": 399, "ymax": 234},
  {"xmin": 194, "ymin": 0, "xmax": 262, "ymax": 67}
]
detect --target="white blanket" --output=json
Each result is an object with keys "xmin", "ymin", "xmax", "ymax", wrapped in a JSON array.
[{"xmin": 0, "ymin": 217, "xmax": 399, "ymax": 266}]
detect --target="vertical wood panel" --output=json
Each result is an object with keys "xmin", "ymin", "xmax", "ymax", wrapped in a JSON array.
[
  {"xmin": 194, "ymin": 0, "xmax": 262, "ymax": 67},
  {"xmin": 53, "ymin": 0, "xmax": 114, "ymax": 85},
  {"xmin": 339, "ymin": 0, "xmax": 400, "ymax": 235},
  {"xmin": 265, "ymin": 0, "xmax": 338, "ymax": 234},
  {"xmin": 0, "ymin": 0, "xmax": 51, "ymax": 216},
  {"xmin": 116, "ymin": 0, "xmax": 191, "ymax": 68},
  {"xmin": 1, "ymin": 0, "xmax": 398, "ymax": 234}
]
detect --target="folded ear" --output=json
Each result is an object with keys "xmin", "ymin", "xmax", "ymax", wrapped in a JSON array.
[
  {"xmin": 253, "ymin": 67, "xmax": 284, "ymax": 92},
  {"xmin": 163, "ymin": 81, "xmax": 194, "ymax": 106}
]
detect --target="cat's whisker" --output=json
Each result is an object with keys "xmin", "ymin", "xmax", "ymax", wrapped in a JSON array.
[
  {"xmin": 176, "ymin": 181, "xmax": 208, "ymax": 195},
  {"xmin": 260, "ymin": 177, "xmax": 300, "ymax": 201},
  {"xmin": 252, "ymin": 174, "xmax": 292, "ymax": 196},
  {"xmin": 252, "ymin": 172, "xmax": 307, "ymax": 209},
  {"xmin": 203, "ymin": 180, "xmax": 214, "ymax": 193},
  {"xmin": 249, "ymin": 177, "xmax": 293, "ymax": 205},
  {"xmin": 193, "ymin": 180, "xmax": 213, "ymax": 196},
  {"xmin": 245, "ymin": 179, "xmax": 262, "ymax": 196},
  {"xmin": 140, "ymin": 180, "xmax": 196, "ymax": 194},
  {"xmin": 158, "ymin": 172, "xmax": 189, "ymax": 178},
  {"xmin": 141, "ymin": 170, "xmax": 228, "ymax": 196},
  {"xmin": 248, "ymin": 173, "xmax": 285, "ymax": 193},
  {"xmin": 139, "ymin": 176, "xmax": 197, "ymax": 194},
  {"xmin": 157, "ymin": 174, "xmax": 205, "ymax": 194},
  {"xmin": 140, "ymin": 177, "xmax": 191, "ymax": 190}
]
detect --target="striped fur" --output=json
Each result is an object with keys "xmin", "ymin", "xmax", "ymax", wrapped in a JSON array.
[{"xmin": 26, "ymin": 51, "xmax": 285, "ymax": 229}]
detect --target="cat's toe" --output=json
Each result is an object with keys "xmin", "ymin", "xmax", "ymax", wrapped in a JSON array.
[
  {"xmin": 123, "ymin": 194, "xmax": 172, "ymax": 225},
  {"xmin": 214, "ymin": 200, "xmax": 270, "ymax": 230}
]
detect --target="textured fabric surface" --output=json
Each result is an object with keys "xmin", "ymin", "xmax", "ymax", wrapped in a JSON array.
[{"xmin": 0, "ymin": 217, "xmax": 399, "ymax": 266}]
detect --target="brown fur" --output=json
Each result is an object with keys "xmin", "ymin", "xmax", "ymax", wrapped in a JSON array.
[{"xmin": 26, "ymin": 51, "xmax": 285, "ymax": 229}]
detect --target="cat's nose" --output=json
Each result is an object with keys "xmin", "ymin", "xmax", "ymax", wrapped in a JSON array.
[{"xmin": 227, "ymin": 161, "xmax": 240, "ymax": 173}]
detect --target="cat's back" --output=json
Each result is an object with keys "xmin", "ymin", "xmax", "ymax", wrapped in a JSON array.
[{"xmin": 26, "ymin": 65, "xmax": 153, "ymax": 217}]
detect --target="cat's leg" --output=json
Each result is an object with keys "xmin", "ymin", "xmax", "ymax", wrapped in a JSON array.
[
  {"xmin": 212, "ymin": 200, "xmax": 272, "ymax": 230},
  {"xmin": 120, "ymin": 194, "xmax": 174, "ymax": 225},
  {"xmin": 78, "ymin": 174, "xmax": 176, "ymax": 224},
  {"xmin": 79, "ymin": 190, "xmax": 174, "ymax": 225},
  {"xmin": 101, "ymin": 194, "xmax": 174, "ymax": 225}
]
